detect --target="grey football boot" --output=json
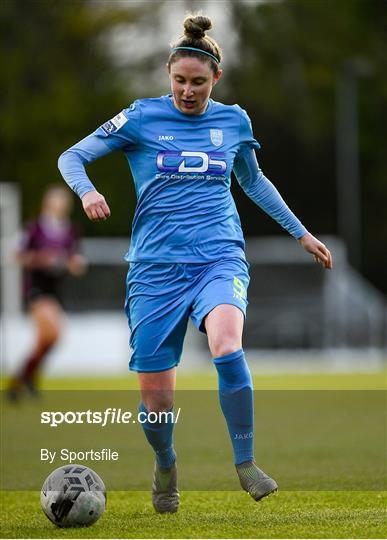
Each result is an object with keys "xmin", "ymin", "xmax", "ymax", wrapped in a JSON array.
[
  {"xmin": 152, "ymin": 461, "xmax": 180, "ymax": 513},
  {"xmin": 236, "ymin": 461, "xmax": 278, "ymax": 501}
]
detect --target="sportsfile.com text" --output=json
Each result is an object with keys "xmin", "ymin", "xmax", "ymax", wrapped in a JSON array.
[{"xmin": 41, "ymin": 408, "xmax": 181, "ymax": 427}]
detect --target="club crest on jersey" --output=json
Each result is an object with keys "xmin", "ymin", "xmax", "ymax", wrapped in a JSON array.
[
  {"xmin": 210, "ymin": 129, "xmax": 223, "ymax": 147},
  {"xmin": 101, "ymin": 112, "xmax": 128, "ymax": 135}
]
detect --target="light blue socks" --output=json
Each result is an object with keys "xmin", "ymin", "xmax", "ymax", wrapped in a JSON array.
[
  {"xmin": 213, "ymin": 348, "xmax": 254, "ymax": 465},
  {"xmin": 138, "ymin": 402, "xmax": 176, "ymax": 469}
]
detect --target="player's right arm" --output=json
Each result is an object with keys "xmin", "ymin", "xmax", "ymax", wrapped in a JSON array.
[
  {"xmin": 58, "ymin": 134, "xmax": 113, "ymax": 221},
  {"xmin": 58, "ymin": 104, "xmax": 140, "ymax": 221}
]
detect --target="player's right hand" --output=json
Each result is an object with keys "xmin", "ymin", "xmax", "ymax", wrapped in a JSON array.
[{"xmin": 81, "ymin": 191, "xmax": 111, "ymax": 221}]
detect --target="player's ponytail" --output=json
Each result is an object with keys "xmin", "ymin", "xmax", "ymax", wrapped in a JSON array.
[{"xmin": 168, "ymin": 13, "xmax": 222, "ymax": 73}]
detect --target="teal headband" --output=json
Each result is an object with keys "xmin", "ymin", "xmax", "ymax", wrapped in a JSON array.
[{"xmin": 171, "ymin": 46, "xmax": 220, "ymax": 64}]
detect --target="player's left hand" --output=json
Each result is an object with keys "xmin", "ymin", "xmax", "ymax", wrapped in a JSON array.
[{"xmin": 298, "ymin": 232, "xmax": 333, "ymax": 269}]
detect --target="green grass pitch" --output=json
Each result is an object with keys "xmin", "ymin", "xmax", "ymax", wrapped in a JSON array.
[{"xmin": 1, "ymin": 372, "xmax": 386, "ymax": 538}]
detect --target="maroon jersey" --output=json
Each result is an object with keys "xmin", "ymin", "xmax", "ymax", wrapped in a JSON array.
[{"xmin": 20, "ymin": 215, "xmax": 80, "ymax": 302}]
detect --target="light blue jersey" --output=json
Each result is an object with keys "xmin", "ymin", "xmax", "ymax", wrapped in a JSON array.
[{"xmin": 58, "ymin": 95, "xmax": 307, "ymax": 262}]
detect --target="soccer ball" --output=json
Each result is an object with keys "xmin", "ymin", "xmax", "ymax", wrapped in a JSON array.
[{"xmin": 40, "ymin": 464, "xmax": 106, "ymax": 528}]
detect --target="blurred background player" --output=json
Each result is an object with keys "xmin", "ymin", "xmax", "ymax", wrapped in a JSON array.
[{"xmin": 7, "ymin": 186, "xmax": 86, "ymax": 401}]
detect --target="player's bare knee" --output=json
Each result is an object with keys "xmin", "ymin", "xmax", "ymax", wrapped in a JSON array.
[
  {"xmin": 142, "ymin": 393, "xmax": 174, "ymax": 414},
  {"xmin": 210, "ymin": 340, "xmax": 242, "ymax": 358}
]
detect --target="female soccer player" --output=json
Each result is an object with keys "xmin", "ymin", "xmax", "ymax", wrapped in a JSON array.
[
  {"xmin": 58, "ymin": 14, "xmax": 332, "ymax": 512},
  {"xmin": 7, "ymin": 186, "xmax": 86, "ymax": 400}
]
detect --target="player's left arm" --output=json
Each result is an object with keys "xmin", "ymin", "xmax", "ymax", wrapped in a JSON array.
[{"xmin": 233, "ymin": 146, "xmax": 332, "ymax": 269}]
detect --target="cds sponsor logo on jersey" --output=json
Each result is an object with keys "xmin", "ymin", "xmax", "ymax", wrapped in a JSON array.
[{"xmin": 156, "ymin": 151, "xmax": 227, "ymax": 174}]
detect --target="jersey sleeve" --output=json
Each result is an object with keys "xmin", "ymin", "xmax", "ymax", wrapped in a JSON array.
[
  {"xmin": 238, "ymin": 107, "xmax": 261, "ymax": 152},
  {"xmin": 58, "ymin": 102, "xmax": 141, "ymax": 198},
  {"xmin": 233, "ymin": 145, "xmax": 308, "ymax": 240},
  {"xmin": 92, "ymin": 101, "xmax": 141, "ymax": 150}
]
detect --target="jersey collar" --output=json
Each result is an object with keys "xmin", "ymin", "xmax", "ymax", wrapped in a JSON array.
[{"xmin": 163, "ymin": 94, "xmax": 214, "ymax": 119}]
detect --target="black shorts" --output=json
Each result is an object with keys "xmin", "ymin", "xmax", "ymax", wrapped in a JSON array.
[{"xmin": 25, "ymin": 271, "xmax": 65, "ymax": 304}]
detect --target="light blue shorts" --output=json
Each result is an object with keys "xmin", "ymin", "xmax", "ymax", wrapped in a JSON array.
[{"xmin": 124, "ymin": 258, "xmax": 250, "ymax": 372}]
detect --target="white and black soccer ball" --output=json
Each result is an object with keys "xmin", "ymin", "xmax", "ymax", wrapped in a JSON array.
[{"xmin": 40, "ymin": 465, "xmax": 106, "ymax": 528}]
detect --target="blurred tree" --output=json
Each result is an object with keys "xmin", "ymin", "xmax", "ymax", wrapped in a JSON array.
[
  {"xmin": 1, "ymin": 0, "xmax": 386, "ymax": 292},
  {"xmin": 225, "ymin": 0, "xmax": 387, "ymax": 292},
  {"xmin": 0, "ymin": 0, "xmax": 145, "ymax": 235}
]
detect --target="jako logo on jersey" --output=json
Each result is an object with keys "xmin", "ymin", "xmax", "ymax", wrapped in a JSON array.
[
  {"xmin": 159, "ymin": 135, "xmax": 174, "ymax": 141},
  {"xmin": 210, "ymin": 129, "xmax": 223, "ymax": 147},
  {"xmin": 156, "ymin": 151, "xmax": 227, "ymax": 174}
]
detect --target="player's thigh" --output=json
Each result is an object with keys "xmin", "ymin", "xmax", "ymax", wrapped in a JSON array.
[
  {"xmin": 205, "ymin": 304, "xmax": 244, "ymax": 357},
  {"xmin": 190, "ymin": 257, "xmax": 250, "ymax": 354},
  {"xmin": 125, "ymin": 263, "xmax": 190, "ymax": 373}
]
